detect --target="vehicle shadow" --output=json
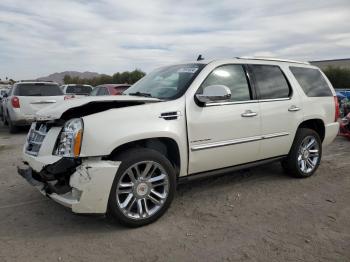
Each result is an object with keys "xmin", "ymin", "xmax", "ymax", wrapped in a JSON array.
[
  {"xmin": 177, "ymin": 161, "xmax": 291, "ymax": 193},
  {"xmin": 0, "ymin": 122, "xmax": 30, "ymax": 134}
]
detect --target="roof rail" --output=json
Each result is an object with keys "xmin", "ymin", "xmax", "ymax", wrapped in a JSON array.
[{"xmin": 237, "ymin": 56, "xmax": 310, "ymax": 65}]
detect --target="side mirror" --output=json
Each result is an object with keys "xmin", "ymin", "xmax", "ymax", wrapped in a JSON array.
[{"xmin": 195, "ymin": 85, "xmax": 231, "ymax": 104}]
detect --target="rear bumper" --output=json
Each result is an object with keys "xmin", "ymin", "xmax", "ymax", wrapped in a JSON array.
[
  {"xmin": 10, "ymin": 110, "xmax": 35, "ymax": 125},
  {"xmin": 18, "ymin": 159, "xmax": 120, "ymax": 214},
  {"xmin": 323, "ymin": 122, "xmax": 340, "ymax": 146}
]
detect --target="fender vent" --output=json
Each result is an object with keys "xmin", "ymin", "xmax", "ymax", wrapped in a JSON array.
[{"xmin": 159, "ymin": 111, "xmax": 181, "ymax": 120}]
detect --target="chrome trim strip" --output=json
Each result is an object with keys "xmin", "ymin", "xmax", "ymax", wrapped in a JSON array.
[
  {"xmin": 191, "ymin": 132, "xmax": 290, "ymax": 151},
  {"xmin": 261, "ymin": 132, "xmax": 289, "ymax": 139},
  {"xmin": 30, "ymin": 100, "xmax": 57, "ymax": 104},
  {"xmin": 191, "ymin": 136, "xmax": 261, "ymax": 151},
  {"xmin": 204, "ymin": 97, "xmax": 291, "ymax": 107},
  {"xmin": 258, "ymin": 97, "xmax": 291, "ymax": 103},
  {"xmin": 205, "ymin": 100, "xmax": 258, "ymax": 107}
]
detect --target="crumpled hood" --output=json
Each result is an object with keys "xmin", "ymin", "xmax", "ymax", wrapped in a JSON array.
[{"xmin": 35, "ymin": 95, "xmax": 160, "ymax": 121}]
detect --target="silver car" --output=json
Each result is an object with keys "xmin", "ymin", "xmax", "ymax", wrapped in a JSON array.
[{"xmin": 2, "ymin": 82, "xmax": 65, "ymax": 133}]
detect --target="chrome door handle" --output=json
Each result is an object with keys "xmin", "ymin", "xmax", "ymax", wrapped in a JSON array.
[
  {"xmin": 241, "ymin": 110, "xmax": 257, "ymax": 117},
  {"xmin": 288, "ymin": 105, "xmax": 301, "ymax": 112}
]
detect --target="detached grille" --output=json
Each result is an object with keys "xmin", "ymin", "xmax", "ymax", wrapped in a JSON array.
[{"xmin": 25, "ymin": 123, "xmax": 50, "ymax": 156}]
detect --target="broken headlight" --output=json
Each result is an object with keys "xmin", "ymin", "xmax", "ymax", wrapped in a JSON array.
[{"xmin": 54, "ymin": 118, "xmax": 83, "ymax": 158}]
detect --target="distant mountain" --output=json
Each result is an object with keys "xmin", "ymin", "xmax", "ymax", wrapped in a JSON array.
[{"xmin": 37, "ymin": 71, "xmax": 101, "ymax": 84}]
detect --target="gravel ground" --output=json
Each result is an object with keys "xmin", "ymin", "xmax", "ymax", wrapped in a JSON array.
[{"xmin": 0, "ymin": 122, "xmax": 349, "ymax": 262}]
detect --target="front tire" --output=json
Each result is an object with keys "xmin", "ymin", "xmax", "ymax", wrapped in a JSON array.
[
  {"xmin": 107, "ymin": 148, "xmax": 176, "ymax": 227},
  {"xmin": 282, "ymin": 128, "xmax": 322, "ymax": 178}
]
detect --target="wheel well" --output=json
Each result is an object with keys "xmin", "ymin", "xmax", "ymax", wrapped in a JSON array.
[
  {"xmin": 298, "ymin": 119, "xmax": 325, "ymax": 141},
  {"xmin": 107, "ymin": 138, "xmax": 181, "ymax": 175}
]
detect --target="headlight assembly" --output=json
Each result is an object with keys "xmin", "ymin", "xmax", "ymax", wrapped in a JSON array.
[{"xmin": 54, "ymin": 118, "xmax": 83, "ymax": 158}]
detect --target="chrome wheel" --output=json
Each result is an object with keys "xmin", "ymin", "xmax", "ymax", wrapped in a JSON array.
[
  {"xmin": 297, "ymin": 135, "xmax": 320, "ymax": 174},
  {"xmin": 116, "ymin": 161, "xmax": 169, "ymax": 220}
]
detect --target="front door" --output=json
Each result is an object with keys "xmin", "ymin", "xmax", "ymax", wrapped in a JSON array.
[{"xmin": 186, "ymin": 64, "xmax": 261, "ymax": 174}]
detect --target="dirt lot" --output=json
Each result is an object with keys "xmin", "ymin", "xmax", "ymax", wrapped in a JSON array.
[{"xmin": 0, "ymin": 122, "xmax": 349, "ymax": 262}]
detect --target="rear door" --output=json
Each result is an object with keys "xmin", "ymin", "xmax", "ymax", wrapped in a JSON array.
[
  {"xmin": 248, "ymin": 64, "xmax": 303, "ymax": 159},
  {"xmin": 15, "ymin": 83, "xmax": 64, "ymax": 115}
]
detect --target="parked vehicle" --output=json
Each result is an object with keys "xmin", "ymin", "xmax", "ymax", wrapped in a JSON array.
[
  {"xmin": 0, "ymin": 88, "xmax": 8, "ymax": 98},
  {"xmin": 2, "ymin": 82, "xmax": 65, "ymax": 133},
  {"xmin": 61, "ymin": 84, "xmax": 93, "ymax": 98},
  {"xmin": 18, "ymin": 58, "xmax": 339, "ymax": 227},
  {"xmin": 339, "ymin": 112, "xmax": 350, "ymax": 139},
  {"xmin": 0, "ymin": 89, "xmax": 9, "ymax": 122},
  {"xmin": 90, "ymin": 84, "xmax": 130, "ymax": 96}
]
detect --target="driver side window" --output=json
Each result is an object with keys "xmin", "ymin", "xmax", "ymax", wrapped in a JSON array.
[{"xmin": 199, "ymin": 65, "xmax": 251, "ymax": 102}]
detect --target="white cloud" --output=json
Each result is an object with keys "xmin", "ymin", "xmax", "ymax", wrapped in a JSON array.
[{"xmin": 0, "ymin": 0, "xmax": 349, "ymax": 80}]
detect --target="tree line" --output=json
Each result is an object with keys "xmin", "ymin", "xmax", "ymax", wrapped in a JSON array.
[
  {"xmin": 323, "ymin": 66, "xmax": 350, "ymax": 89},
  {"xmin": 61, "ymin": 66, "xmax": 350, "ymax": 89},
  {"xmin": 63, "ymin": 69, "xmax": 146, "ymax": 86}
]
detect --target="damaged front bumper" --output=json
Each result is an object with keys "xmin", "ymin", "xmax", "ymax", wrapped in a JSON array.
[{"xmin": 18, "ymin": 158, "xmax": 120, "ymax": 214}]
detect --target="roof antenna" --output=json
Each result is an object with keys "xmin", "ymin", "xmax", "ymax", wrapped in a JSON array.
[{"xmin": 197, "ymin": 54, "xmax": 204, "ymax": 61}]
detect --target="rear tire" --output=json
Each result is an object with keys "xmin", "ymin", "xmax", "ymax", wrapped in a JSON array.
[
  {"xmin": 281, "ymin": 128, "xmax": 322, "ymax": 178},
  {"xmin": 8, "ymin": 118, "xmax": 18, "ymax": 133},
  {"xmin": 107, "ymin": 148, "xmax": 176, "ymax": 227}
]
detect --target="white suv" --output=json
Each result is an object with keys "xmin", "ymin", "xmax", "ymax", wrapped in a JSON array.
[
  {"xmin": 18, "ymin": 58, "xmax": 339, "ymax": 227},
  {"xmin": 2, "ymin": 82, "xmax": 65, "ymax": 133}
]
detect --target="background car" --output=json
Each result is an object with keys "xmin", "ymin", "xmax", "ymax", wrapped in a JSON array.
[
  {"xmin": 0, "ymin": 88, "xmax": 9, "ymax": 122},
  {"xmin": 2, "ymin": 82, "xmax": 65, "ymax": 133},
  {"xmin": 90, "ymin": 84, "xmax": 130, "ymax": 96},
  {"xmin": 61, "ymin": 84, "xmax": 93, "ymax": 98}
]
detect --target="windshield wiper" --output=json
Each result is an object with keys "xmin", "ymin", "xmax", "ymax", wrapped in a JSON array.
[{"xmin": 127, "ymin": 92, "xmax": 153, "ymax": 98}]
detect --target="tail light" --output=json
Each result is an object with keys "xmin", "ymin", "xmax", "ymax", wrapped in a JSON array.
[
  {"xmin": 334, "ymin": 96, "xmax": 340, "ymax": 122},
  {"xmin": 64, "ymin": 95, "xmax": 75, "ymax": 100},
  {"xmin": 11, "ymin": 96, "xmax": 20, "ymax": 108}
]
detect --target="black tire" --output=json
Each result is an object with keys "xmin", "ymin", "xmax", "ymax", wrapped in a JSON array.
[
  {"xmin": 281, "ymin": 128, "xmax": 322, "ymax": 178},
  {"xmin": 107, "ymin": 148, "xmax": 176, "ymax": 227},
  {"xmin": 8, "ymin": 118, "xmax": 18, "ymax": 133},
  {"xmin": 3, "ymin": 114, "xmax": 8, "ymax": 126}
]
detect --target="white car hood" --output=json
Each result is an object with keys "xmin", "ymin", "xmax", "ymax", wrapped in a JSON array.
[{"xmin": 35, "ymin": 95, "xmax": 160, "ymax": 121}]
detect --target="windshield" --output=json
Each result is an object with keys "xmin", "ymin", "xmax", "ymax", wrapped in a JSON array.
[
  {"xmin": 14, "ymin": 84, "xmax": 63, "ymax": 96},
  {"xmin": 124, "ymin": 63, "xmax": 205, "ymax": 99},
  {"xmin": 66, "ymin": 85, "xmax": 92, "ymax": 95}
]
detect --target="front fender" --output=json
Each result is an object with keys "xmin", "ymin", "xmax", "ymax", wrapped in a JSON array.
[{"xmin": 80, "ymin": 99, "xmax": 188, "ymax": 176}]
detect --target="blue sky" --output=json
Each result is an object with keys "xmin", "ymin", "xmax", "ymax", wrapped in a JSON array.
[{"xmin": 0, "ymin": 0, "xmax": 349, "ymax": 80}]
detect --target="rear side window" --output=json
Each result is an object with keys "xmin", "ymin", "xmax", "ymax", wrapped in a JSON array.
[
  {"xmin": 90, "ymin": 87, "xmax": 99, "ymax": 96},
  {"xmin": 250, "ymin": 65, "xmax": 291, "ymax": 99},
  {"xmin": 14, "ymin": 84, "xmax": 63, "ymax": 96},
  {"xmin": 110, "ymin": 86, "xmax": 129, "ymax": 95},
  {"xmin": 289, "ymin": 67, "xmax": 333, "ymax": 97},
  {"xmin": 66, "ymin": 85, "xmax": 92, "ymax": 94},
  {"xmin": 97, "ymin": 87, "xmax": 109, "ymax": 96},
  {"xmin": 199, "ymin": 64, "xmax": 251, "ymax": 102}
]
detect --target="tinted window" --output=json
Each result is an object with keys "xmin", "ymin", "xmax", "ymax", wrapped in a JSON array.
[
  {"xmin": 97, "ymin": 87, "xmax": 109, "ymax": 96},
  {"xmin": 198, "ymin": 65, "xmax": 251, "ymax": 101},
  {"xmin": 14, "ymin": 84, "xmax": 63, "ymax": 96},
  {"xmin": 90, "ymin": 87, "xmax": 99, "ymax": 96},
  {"xmin": 290, "ymin": 67, "xmax": 332, "ymax": 97},
  {"xmin": 66, "ymin": 85, "xmax": 92, "ymax": 94},
  {"xmin": 111, "ymin": 86, "xmax": 129, "ymax": 95},
  {"xmin": 250, "ymin": 65, "xmax": 290, "ymax": 99}
]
